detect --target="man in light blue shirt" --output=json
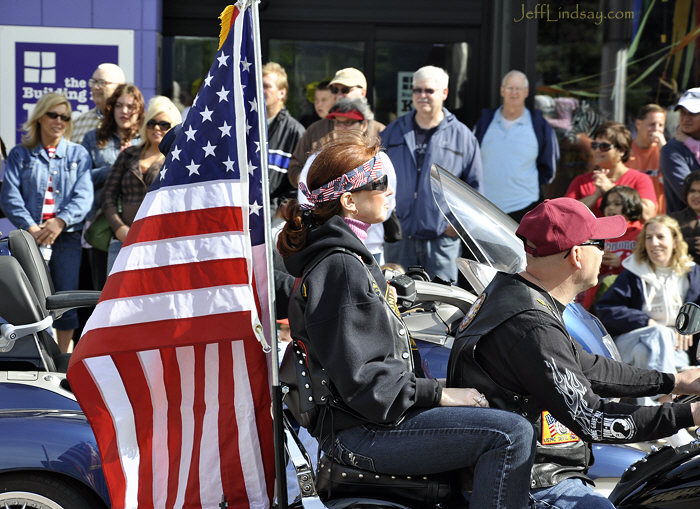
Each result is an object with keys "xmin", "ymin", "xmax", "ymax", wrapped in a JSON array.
[{"xmin": 474, "ymin": 70, "xmax": 559, "ymax": 222}]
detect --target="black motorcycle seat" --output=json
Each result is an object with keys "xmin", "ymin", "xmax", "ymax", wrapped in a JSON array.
[{"xmin": 315, "ymin": 456, "xmax": 461, "ymax": 508}]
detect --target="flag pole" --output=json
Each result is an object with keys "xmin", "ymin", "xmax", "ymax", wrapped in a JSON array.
[{"xmin": 250, "ymin": 1, "xmax": 288, "ymax": 507}]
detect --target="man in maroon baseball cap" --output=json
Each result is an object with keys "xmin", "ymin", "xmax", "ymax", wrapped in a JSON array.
[{"xmin": 448, "ymin": 197, "xmax": 700, "ymax": 508}]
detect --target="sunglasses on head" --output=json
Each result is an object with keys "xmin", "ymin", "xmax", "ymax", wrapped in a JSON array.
[
  {"xmin": 146, "ymin": 119, "xmax": 172, "ymax": 130},
  {"xmin": 590, "ymin": 141, "xmax": 616, "ymax": 152},
  {"xmin": 45, "ymin": 111, "xmax": 71, "ymax": 122},
  {"xmin": 330, "ymin": 85, "xmax": 359, "ymax": 95},
  {"xmin": 412, "ymin": 88, "xmax": 436, "ymax": 95},
  {"xmin": 353, "ymin": 175, "xmax": 388, "ymax": 193}
]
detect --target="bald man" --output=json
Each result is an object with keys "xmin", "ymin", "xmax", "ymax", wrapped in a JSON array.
[{"xmin": 71, "ymin": 63, "xmax": 126, "ymax": 143}]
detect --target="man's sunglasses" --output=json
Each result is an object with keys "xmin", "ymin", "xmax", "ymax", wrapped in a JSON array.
[
  {"xmin": 354, "ymin": 175, "xmax": 388, "ymax": 193},
  {"xmin": 590, "ymin": 141, "xmax": 616, "ymax": 152},
  {"xmin": 146, "ymin": 119, "xmax": 172, "ymax": 130},
  {"xmin": 563, "ymin": 238, "xmax": 606, "ymax": 258},
  {"xmin": 412, "ymin": 88, "xmax": 436, "ymax": 95},
  {"xmin": 330, "ymin": 85, "xmax": 360, "ymax": 95},
  {"xmin": 45, "ymin": 111, "xmax": 71, "ymax": 122}
]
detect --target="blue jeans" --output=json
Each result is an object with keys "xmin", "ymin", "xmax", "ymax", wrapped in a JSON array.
[
  {"xmin": 49, "ymin": 231, "xmax": 82, "ymax": 330},
  {"xmin": 531, "ymin": 478, "xmax": 614, "ymax": 508},
  {"xmin": 384, "ymin": 234, "xmax": 461, "ymax": 282},
  {"xmin": 325, "ymin": 407, "xmax": 536, "ymax": 509},
  {"xmin": 106, "ymin": 237, "xmax": 123, "ymax": 276}
]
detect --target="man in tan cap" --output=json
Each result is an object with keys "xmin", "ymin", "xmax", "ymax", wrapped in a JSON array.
[{"xmin": 287, "ymin": 67, "xmax": 385, "ymax": 187}]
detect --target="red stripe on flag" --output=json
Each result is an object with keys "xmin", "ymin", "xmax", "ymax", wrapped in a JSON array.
[
  {"xmin": 67, "ymin": 361, "xmax": 128, "ymax": 508},
  {"xmin": 75, "ymin": 312, "xmax": 255, "ymax": 360},
  {"xmin": 184, "ymin": 345, "xmax": 206, "ymax": 505},
  {"xmin": 113, "ymin": 353, "xmax": 155, "ymax": 509},
  {"xmin": 217, "ymin": 341, "xmax": 248, "ymax": 506},
  {"xmin": 123, "ymin": 207, "xmax": 244, "ymax": 247},
  {"xmin": 162, "ymin": 348, "xmax": 183, "ymax": 509},
  {"xmin": 100, "ymin": 258, "xmax": 249, "ymax": 301}
]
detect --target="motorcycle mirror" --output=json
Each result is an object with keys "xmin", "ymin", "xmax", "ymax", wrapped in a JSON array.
[{"xmin": 675, "ymin": 302, "xmax": 700, "ymax": 337}]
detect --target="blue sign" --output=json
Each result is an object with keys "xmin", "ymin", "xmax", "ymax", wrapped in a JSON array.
[{"xmin": 14, "ymin": 42, "xmax": 119, "ymax": 144}]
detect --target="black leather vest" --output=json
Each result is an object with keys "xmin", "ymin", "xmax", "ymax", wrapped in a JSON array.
[{"xmin": 447, "ymin": 272, "xmax": 592, "ymax": 489}]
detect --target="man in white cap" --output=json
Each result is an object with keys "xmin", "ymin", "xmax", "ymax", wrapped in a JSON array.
[
  {"xmin": 660, "ymin": 88, "xmax": 700, "ymax": 213},
  {"xmin": 287, "ymin": 67, "xmax": 384, "ymax": 187},
  {"xmin": 71, "ymin": 63, "xmax": 126, "ymax": 143}
]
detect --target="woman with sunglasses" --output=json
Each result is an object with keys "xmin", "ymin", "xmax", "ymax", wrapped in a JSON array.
[
  {"xmin": 596, "ymin": 215, "xmax": 700, "ymax": 388},
  {"xmin": 279, "ymin": 132, "xmax": 536, "ymax": 509},
  {"xmin": 565, "ymin": 121, "xmax": 657, "ymax": 220},
  {"xmin": 81, "ymin": 83, "xmax": 145, "ymax": 289},
  {"xmin": 101, "ymin": 96, "xmax": 181, "ymax": 273},
  {"xmin": 0, "ymin": 92, "xmax": 93, "ymax": 353}
]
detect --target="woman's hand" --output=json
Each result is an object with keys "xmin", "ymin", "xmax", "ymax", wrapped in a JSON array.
[
  {"xmin": 115, "ymin": 225, "xmax": 130, "ymax": 243},
  {"xmin": 601, "ymin": 249, "xmax": 621, "ymax": 268},
  {"xmin": 675, "ymin": 332, "xmax": 693, "ymax": 351},
  {"xmin": 592, "ymin": 168, "xmax": 615, "ymax": 194},
  {"xmin": 440, "ymin": 387, "xmax": 489, "ymax": 408},
  {"xmin": 34, "ymin": 217, "xmax": 66, "ymax": 245}
]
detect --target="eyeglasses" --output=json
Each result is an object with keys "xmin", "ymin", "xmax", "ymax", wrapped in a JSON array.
[
  {"xmin": 115, "ymin": 102, "xmax": 138, "ymax": 113},
  {"xmin": 45, "ymin": 111, "xmax": 71, "ymax": 122},
  {"xmin": 504, "ymin": 86, "xmax": 527, "ymax": 92},
  {"xmin": 412, "ymin": 88, "xmax": 436, "ymax": 95},
  {"xmin": 330, "ymin": 85, "xmax": 360, "ymax": 95},
  {"xmin": 146, "ymin": 119, "xmax": 172, "ymax": 130},
  {"xmin": 88, "ymin": 78, "xmax": 118, "ymax": 88},
  {"xmin": 353, "ymin": 175, "xmax": 388, "ymax": 193},
  {"xmin": 563, "ymin": 239, "xmax": 606, "ymax": 258},
  {"xmin": 333, "ymin": 118, "xmax": 362, "ymax": 127},
  {"xmin": 590, "ymin": 141, "xmax": 616, "ymax": 152}
]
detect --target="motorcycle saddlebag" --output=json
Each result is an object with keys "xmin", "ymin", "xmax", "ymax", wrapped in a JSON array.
[{"xmin": 315, "ymin": 456, "xmax": 461, "ymax": 508}]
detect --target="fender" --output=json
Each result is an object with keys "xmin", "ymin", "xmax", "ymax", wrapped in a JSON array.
[{"xmin": 0, "ymin": 381, "xmax": 110, "ymax": 506}]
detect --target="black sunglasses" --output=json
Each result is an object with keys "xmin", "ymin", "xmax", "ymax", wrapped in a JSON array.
[
  {"xmin": 412, "ymin": 88, "xmax": 436, "ymax": 95},
  {"xmin": 45, "ymin": 111, "xmax": 71, "ymax": 122},
  {"xmin": 590, "ymin": 141, "xmax": 616, "ymax": 152},
  {"xmin": 330, "ymin": 85, "xmax": 359, "ymax": 95},
  {"xmin": 146, "ymin": 119, "xmax": 172, "ymax": 130},
  {"xmin": 563, "ymin": 239, "xmax": 606, "ymax": 258},
  {"xmin": 354, "ymin": 175, "xmax": 388, "ymax": 193}
]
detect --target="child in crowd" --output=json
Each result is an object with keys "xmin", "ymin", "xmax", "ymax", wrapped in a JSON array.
[{"xmin": 581, "ymin": 185, "xmax": 644, "ymax": 309}]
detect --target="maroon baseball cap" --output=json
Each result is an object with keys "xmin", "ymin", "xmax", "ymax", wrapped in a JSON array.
[{"xmin": 516, "ymin": 198, "xmax": 627, "ymax": 257}]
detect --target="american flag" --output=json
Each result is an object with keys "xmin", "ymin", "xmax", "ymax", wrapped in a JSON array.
[{"xmin": 67, "ymin": 3, "xmax": 274, "ymax": 508}]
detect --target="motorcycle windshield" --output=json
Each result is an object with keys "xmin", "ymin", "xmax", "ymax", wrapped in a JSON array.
[{"xmin": 430, "ymin": 164, "xmax": 525, "ymax": 280}]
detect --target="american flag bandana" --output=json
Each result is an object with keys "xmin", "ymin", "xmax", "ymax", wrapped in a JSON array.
[{"xmin": 298, "ymin": 156, "xmax": 385, "ymax": 209}]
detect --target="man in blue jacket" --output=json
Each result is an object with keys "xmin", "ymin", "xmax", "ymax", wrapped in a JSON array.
[
  {"xmin": 473, "ymin": 70, "xmax": 559, "ymax": 222},
  {"xmin": 381, "ymin": 66, "xmax": 482, "ymax": 282}
]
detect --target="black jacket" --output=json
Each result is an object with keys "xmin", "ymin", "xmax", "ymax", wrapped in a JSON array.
[
  {"xmin": 449, "ymin": 272, "xmax": 692, "ymax": 488},
  {"xmin": 267, "ymin": 108, "xmax": 305, "ymax": 203},
  {"xmin": 284, "ymin": 216, "xmax": 441, "ymax": 438}
]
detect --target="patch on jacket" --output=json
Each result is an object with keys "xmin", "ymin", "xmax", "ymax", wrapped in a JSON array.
[
  {"xmin": 541, "ymin": 411, "xmax": 580, "ymax": 445},
  {"xmin": 458, "ymin": 292, "xmax": 486, "ymax": 332}
]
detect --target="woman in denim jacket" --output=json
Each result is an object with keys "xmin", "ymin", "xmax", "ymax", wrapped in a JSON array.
[
  {"xmin": 81, "ymin": 83, "xmax": 144, "ymax": 289},
  {"xmin": 0, "ymin": 93, "xmax": 93, "ymax": 353}
]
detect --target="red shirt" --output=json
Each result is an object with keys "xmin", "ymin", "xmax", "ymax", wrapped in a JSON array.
[{"xmin": 564, "ymin": 169, "xmax": 656, "ymax": 217}]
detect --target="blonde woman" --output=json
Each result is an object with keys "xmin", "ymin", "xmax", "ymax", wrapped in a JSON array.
[
  {"xmin": 0, "ymin": 92, "xmax": 93, "ymax": 353},
  {"xmin": 596, "ymin": 215, "xmax": 700, "ymax": 375},
  {"xmin": 101, "ymin": 96, "xmax": 181, "ymax": 273}
]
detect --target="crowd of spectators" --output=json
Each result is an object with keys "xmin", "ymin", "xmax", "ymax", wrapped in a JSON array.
[{"xmin": 2, "ymin": 58, "xmax": 700, "ymax": 376}]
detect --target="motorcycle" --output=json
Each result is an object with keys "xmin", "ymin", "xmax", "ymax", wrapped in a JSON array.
[
  {"xmin": 0, "ymin": 229, "xmax": 107, "ymax": 508},
  {"xmin": 281, "ymin": 164, "xmax": 700, "ymax": 508}
]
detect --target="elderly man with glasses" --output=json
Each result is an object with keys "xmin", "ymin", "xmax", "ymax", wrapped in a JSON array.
[
  {"xmin": 661, "ymin": 88, "xmax": 700, "ymax": 213},
  {"xmin": 473, "ymin": 70, "xmax": 559, "ymax": 222},
  {"xmin": 380, "ymin": 65, "xmax": 482, "ymax": 283},
  {"xmin": 70, "ymin": 63, "xmax": 126, "ymax": 144},
  {"xmin": 287, "ymin": 68, "xmax": 385, "ymax": 188}
]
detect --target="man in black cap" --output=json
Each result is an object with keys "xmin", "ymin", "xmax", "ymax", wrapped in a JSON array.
[{"xmin": 448, "ymin": 197, "xmax": 700, "ymax": 509}]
